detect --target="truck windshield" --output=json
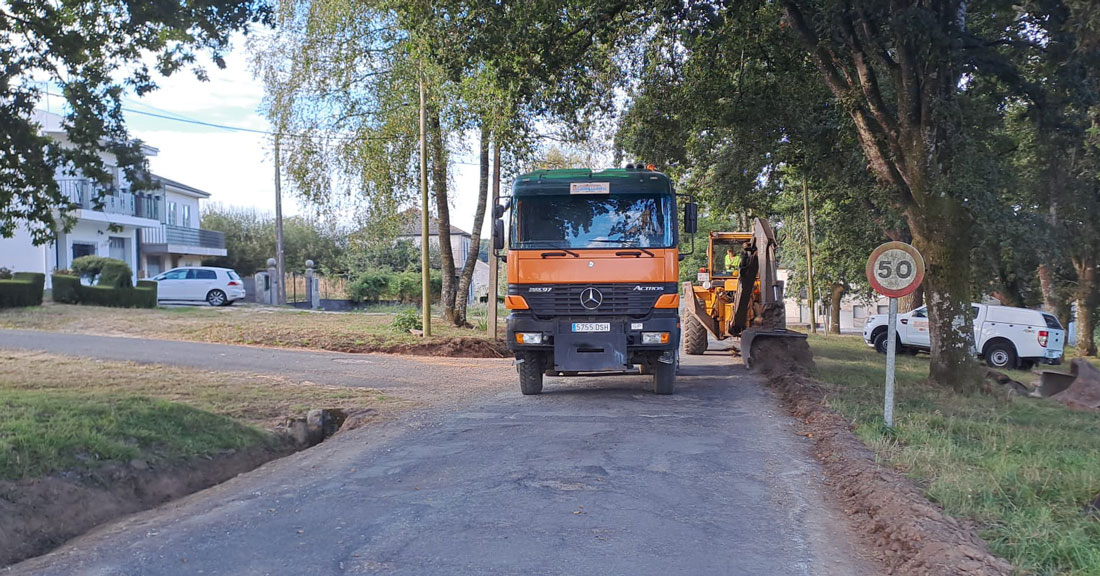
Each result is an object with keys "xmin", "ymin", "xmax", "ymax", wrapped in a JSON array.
[{"xmin": 512, "ymin": 193, "xmax": 674, "ymax": 249}]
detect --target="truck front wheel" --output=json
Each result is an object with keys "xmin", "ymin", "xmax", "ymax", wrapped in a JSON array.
[
  {"xmin": 653, "ymin": 352, "xmax": 676, "ymax": 395},
  {"xmin": 518, "ymin": 352, "xmax": 545, "ymax": 395}
]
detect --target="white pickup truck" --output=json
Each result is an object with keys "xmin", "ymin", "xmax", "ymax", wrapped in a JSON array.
[{"xmin": 862, "ymin": 303, "xmax": 1065, "ymax": 369}]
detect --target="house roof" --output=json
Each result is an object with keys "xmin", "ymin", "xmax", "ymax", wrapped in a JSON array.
[
  {"xmin": 153, "ymin": 174, "xmax": 212, "ymax": 198},
  {"xmin": 396, "ymin": 209, "xmax": 471, "ymax": 237}
]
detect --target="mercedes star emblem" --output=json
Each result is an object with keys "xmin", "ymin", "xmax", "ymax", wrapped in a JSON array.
[{"xmin": 580, "ymin": 287, "xmax": 603, "ymax": 310}]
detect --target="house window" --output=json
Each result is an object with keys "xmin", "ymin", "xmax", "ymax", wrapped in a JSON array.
[
  {"xmin": 108, "ymin": 237, "xmax": 129, "ymax": 265},
  {"xmin": 183, "ymin": 205, "xmax": 191, "ymax": 228},
  {"xmin": 72, "ymin": 242, "xmax": 95, "ymax": 261},
  {"xmin": 168, "ymin": 202, "xmax": 178, "ymax": 226}
]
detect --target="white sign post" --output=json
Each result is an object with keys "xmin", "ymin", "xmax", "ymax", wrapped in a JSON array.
[{"xmin": 866, "ymin": 242, "xmax": 925, "ymax": 429}]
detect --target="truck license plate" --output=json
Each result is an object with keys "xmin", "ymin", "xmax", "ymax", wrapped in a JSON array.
[{"xmin": 572, "ymin": 322, "xmax": 610, "ymax": 333}]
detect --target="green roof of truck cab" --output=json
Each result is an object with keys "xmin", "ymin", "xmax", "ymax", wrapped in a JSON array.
[{"xmin": 512, "ymin": 168, "xmax": 673, "ymax": 196}]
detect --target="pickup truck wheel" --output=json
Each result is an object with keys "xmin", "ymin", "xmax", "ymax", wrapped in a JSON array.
[
  {"xmin": 985, "ymin": 342, "xmax": 1018, "ymax": 369},
  {"xmin": 873, "ymin": 332, "xmax": 889, "ymax": 354},
  {"xmin": 683, "ymin": 313, "xmax": 707, "ymax": 355},
  {"xmin": 518, "ymin": 353, "xmax": 544, "ymax": 395}
]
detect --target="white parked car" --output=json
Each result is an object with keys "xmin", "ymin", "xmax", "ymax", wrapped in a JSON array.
[
  {"xmin": 862, "ymin": 303, "xmax": 1065, "ymax": 369},
  {"xmin": 152, "ymin": 266, "xmax": 247, "ymax": 306}
]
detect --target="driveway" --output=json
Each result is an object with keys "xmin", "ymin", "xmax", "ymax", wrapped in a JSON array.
[{"xmin": 4, "ymin": 330, "xmax": 876, "ymax": 576}]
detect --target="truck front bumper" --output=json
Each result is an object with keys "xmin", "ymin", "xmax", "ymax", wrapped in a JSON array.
[{"xmin": 507, "ymin": 313, "xmax": 680, "ymax": 372}]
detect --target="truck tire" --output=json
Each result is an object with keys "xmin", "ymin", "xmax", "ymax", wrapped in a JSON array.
[
  {"xmin": 518, "ymin": 353, "xmax": 544, "ymax": 395},
  {"xmin": 653, "ymin": 355, "xmax": 675, "ymax": 395},
  {"xmin": 683, "ymin": 313, "xmax": 708, "ymax": 355},
  {"xmin": 984, "ymin": 340, "xmax": 1018, "ymax": 369}
]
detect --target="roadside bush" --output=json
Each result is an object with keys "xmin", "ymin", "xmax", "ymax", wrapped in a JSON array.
[
  {"xmin": 0, "ymin": 273, "xmax": 44, "ymax": 308},
  {"xmin": 71, "ymin": 256, "xmax": 133, "ymax": 288},
  {"xmin": 391, "ymin": 307, "xmax": 422, "ymax": 333},
  {"xmin": 50, "ymin": 273, "xmax": 156, "ymax": 308},
  {"xmin": 0, "ymin": 267, "xmax": 12, "ymax": 280},
  {"xmin": 392, "ymin": 270, "xmax": 442, "ymax": 303},
  {"xmin": 347, "ymin": 269, "xmax": 393, "ymax": 303}
]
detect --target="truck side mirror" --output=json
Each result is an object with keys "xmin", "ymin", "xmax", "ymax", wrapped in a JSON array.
[
  {"xmin": 684, "ymin": 202, "xmax": 698, "ymax": 235},
  {"xmin": 492, "ymin": 218, "xmax": 505, "ymax": 251},
  {"xmin": 493, "ymin": 199, "xmax": 511, "ymax": 220}
]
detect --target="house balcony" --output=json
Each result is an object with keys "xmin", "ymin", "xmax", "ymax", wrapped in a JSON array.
[
  {"xmin": 59, "ymin": 178, "xmax": 162, "ymax": 225},
  {"xmin": 141, "ymin": 224, "xmax": 227, "ymax": 257}
]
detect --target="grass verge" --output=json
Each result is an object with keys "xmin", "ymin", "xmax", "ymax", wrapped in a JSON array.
[
  {"xmin": 0, "ymin": 302, "xmax": 507, "ymax": 356},
  {"xmin": 809, "ymin": 334, "xmax": 1100, "ymax": 576},
  {"xmin": 0, "ymin": 350, "xmax": 393, "ymax": 481}
]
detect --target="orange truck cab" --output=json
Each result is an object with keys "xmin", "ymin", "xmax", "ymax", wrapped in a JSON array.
[{"xmin": 491, "ymin": 167, "xmax": 698, "ymax": 395}]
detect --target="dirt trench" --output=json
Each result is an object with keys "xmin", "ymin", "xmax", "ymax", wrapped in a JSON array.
[
  {"xmin": 1, "ymin": 441, "xmax": 303, "ymax": 567},
  {"xmin": 760, "ymin": 364, "xmax": 1014, "ymax": 575}
]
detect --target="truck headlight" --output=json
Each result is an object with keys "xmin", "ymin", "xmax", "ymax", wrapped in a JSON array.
[
  {"xmin": 642, "ymin": 332, "xmax": 670, "ymax": 344},
  {"xmin": 516, "ymin": 332, "xmax": 543, "ymax": 344}
]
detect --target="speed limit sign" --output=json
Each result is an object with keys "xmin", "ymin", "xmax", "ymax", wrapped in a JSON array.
[
  {"xmin": 866, "ymin": 242, "xmax": 925, "ymax": 298},
  {"xmin": 866, "ymin": 241, "xmax": 924, "ymax": 429}
]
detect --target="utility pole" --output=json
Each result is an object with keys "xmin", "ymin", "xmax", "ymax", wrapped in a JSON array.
[
  {"xmin": 802, "ymin": 176, "xmax": 816, "ymax": 334},
  {"xmin": 487, "ymin": 139, "xmax": 501, "ymax": 340},
  {"xmin": 274, "ymin": 135, "xmax": 286, "ymax": 305},
  {"xmin": 419, "ymin": 72, "xmax": 432, "ymax": 337}
]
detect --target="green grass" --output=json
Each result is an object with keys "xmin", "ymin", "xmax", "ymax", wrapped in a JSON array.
[
  {"xmin": 809, "ymin": 335, "xmax": 1100, "ymax": 575},
  {"xmin": 0, "ymin": 391, "xmax": 268, "ymax": 480},
  {"xmin": 0, "ymin": 350, "xmax": 396, "ymax": 482}
]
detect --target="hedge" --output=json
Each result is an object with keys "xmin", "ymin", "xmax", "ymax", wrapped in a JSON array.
[
  {"xmin": 0, "ymin": 272, "xmax": 45, "ymax": 308},
  {"xmin": 50, "ymin": 274, "xmax": 157, "ymax": 308},
  {"xmin": 71, "ymin": 255, "xmax": 133, "ymax": 288}
]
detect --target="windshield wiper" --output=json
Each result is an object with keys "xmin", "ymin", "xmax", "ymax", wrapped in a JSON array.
[
  {"xmin": 591, "ymin": 239, "xmax": 656, "ymax": 257},
  {"xmin": 540, "ymin": 248, "xmax": 580, "ymax": 258}
]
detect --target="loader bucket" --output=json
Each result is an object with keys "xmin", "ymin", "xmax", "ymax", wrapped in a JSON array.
[{"xmin": 741, "ymin": 328, "xmax": 814, "ymax": 375}]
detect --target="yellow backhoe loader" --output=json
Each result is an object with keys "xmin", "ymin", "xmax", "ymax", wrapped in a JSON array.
[{"xmin": 681, "ymin": 218, "xmax": 812, "ymax": 371}]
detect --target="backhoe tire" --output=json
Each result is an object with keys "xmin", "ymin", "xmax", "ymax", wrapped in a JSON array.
[
  {"xmin": 518, "ymin": 353, "xmax": 544, "ymax": 395},
  {"xmin": 683, "ymin": 313, "xmax": 708, "ymax": 356},
  {"xmin": 653, "ymin": 354, "xmax": 676, "ymax": 395}
]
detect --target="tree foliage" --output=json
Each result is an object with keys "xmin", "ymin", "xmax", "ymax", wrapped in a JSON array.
[
  {"xmin": 200, "ymin": 205, "xmax": 345, "ymax": 276},
  {"xmin": 0, "ymin": 0, "xmax": 270, "ymax": 244}
]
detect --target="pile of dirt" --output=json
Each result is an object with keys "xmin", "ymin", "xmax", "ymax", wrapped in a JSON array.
[
  {"xmin": 384, "ymin": 337, "xmax": 508, "ymax": 358},
  {"xmin": 0, "ymin": 443, "xmax": 295, "ymax": 568},
  {"xmin": 313, "ymin": 336, "xmax": 508, "ymax": 358},
  {"xmin": 765, "ymin": 369, "xmax": 1014, "ymax": 575}
]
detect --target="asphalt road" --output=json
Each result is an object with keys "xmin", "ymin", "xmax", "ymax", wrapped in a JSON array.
[
  {"xmin": 3, "ymin": 330, "xmax": 874, "ymax": 575},
  {"xmin": 0, "ymin": 329, "xmax": 515, "ymax": 393}
]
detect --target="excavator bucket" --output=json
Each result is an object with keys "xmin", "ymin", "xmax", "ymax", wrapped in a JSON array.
[{"xmin": 741, "ymin": 327, "xmax": 813, "ymax": 375}]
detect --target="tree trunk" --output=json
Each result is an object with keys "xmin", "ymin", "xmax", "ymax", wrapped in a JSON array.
[
  {"xmin": 428, "ymin": 109, "xmax": 456, "ymax": 321},
  {"xmin": 897, "ymin": 284, "xmax": 924, "ymax": 314},
  {"xmin": 453, "ymin": 125, "xmax": 491, "ymax": 327},
  {"xmin": 1074, "ymin": 257, "xmax": 1098, "ymax": 357},
  {"xmin": 908, "ymin": 196, "xmax": 982, "ymax": 393},
  {"xmin": 829, "ymin": 283, "xmax": 844, "ymax": 334},
  {"xmin": 1038, "ymin": 264, "xmax": 1072, "ymax": 329}
]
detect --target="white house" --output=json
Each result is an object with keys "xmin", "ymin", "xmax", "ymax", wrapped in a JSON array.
[
  {"xmin": 139, "ymin": 175, "xmax": 227, "ymax": 276},
  {"xmin": 0, "ymin": 111, "xmax": 226, "ymax": 286}
]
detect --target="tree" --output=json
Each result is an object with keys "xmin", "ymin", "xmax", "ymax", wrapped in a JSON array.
[
  {"xmin": 0, "ymin": 0, "xmax": 270, "ymax": 244},
  {"xmin": 200, "ymin": 205, "xmax": 345, "ymax": 276}
]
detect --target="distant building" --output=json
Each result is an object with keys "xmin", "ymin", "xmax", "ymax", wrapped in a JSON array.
[
  {"xmin": 0, "ymin": 111, "xmax": 226, "ymax": 286},
  {"xmin": 396, "ymin": 210, "xmax": 489, "ymax": 305}
]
